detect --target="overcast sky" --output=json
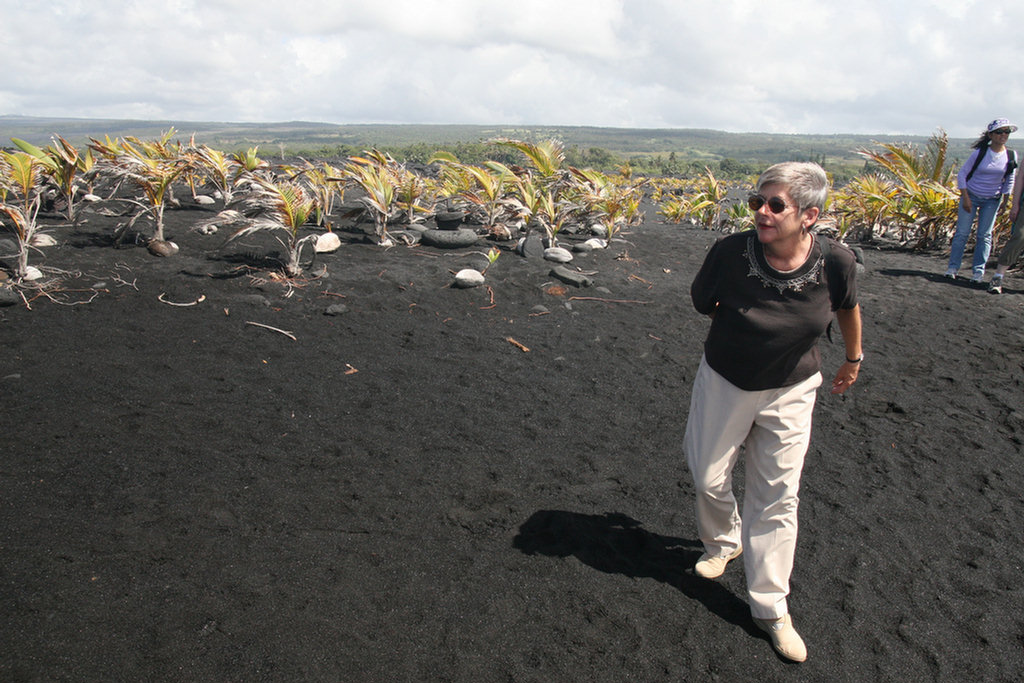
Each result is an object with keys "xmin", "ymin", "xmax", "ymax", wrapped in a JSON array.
[{"xmin": 3, "ymin": 0, "xmax": 1022, "ymax": 138}]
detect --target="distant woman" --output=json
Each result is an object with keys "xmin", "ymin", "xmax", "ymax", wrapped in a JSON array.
[
  {"xmin": 946, "ymin": 118, "xmax": 1018, "ymax": 282},
  {"xmin": 685, "ymin": 162, "xmax": 861, "ymax": 662},
  {"xmin": 986, "ymin": 167, "xmax": 1024, "ymax": 294}
]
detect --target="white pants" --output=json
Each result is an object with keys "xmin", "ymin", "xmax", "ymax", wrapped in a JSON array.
[{"xmin": 684, "ymin": 356, "xmax": 821, "ymax": 619}]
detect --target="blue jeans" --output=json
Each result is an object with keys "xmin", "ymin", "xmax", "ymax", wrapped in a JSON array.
[{"xmin": 948, "ymin": 192, "xmax": 1001, "ymax": 277}]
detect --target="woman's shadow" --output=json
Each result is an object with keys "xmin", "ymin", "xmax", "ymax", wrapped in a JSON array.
[{"xmin": 512, "ymin": 510, "xmax": 755, "ymax": 630}]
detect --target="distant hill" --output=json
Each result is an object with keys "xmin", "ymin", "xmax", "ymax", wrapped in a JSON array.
[{"xmin": 0, "ymin": 115, "xmax": 973, "ymax": 170}]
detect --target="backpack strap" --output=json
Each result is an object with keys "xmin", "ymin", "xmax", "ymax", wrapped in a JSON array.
[{"xmin": 965, "ymin": 147, "xmax": 987, "ymax": 182}]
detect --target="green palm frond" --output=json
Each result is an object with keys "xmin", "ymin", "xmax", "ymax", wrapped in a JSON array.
[
  {"xmin": 190, "ymin": 144, "xmax": 241, "ymax": 204},
  {"xmin": 342, "ymin": 153, "xmax": 397, "ymax": 242},
  {"xmin": 87, "ymin": 132, "xmax": 192, "ymax": 241},
  {"xmin": 220, "ymin": 177, "xmax": 320, "ymax": 276},
  {"xmin": 851, "ymin": 130, "xmax": 959, "ymax": 242},
  {"xmin": 232, "ymin": 146, "xmax": 269, "ymax": 175},
  {"xmin": 0, "ymin": 151, "xmax": 42, "ymax": 208},
  {"xmin": 490, "ymin": 137, "xmax": 565, "ymax": 177},
  {"xmin": 432, "ymin": 156, "xmax": 512, "ymax": 228}
]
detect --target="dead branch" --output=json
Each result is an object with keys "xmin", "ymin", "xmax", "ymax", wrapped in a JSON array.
[
  {"xmin": 568, "ymin": 296, "xmax": 651, "ymax": 304},
  {"xmin": 246, "ymin": 321, "xmax": 297, "ymax": 340},
  {"xmin": 33, "ymin": 289, "xmax": 102, "ymax": 306},
  {"xmin": 112, "ymin": 274, "xmax": 138, "ymax": 290},
  {"xmin": 505, "ymin": 337, "xmax": 530, "ymax": 352},
  {"xmin": 158, "ymin": 293, "xmax": 206, "ymax": 307}
]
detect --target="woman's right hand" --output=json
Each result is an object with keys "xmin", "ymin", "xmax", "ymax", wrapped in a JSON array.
[{"xmin": 961, "ymin": 192, "xmax": 973, "ymax": 214}]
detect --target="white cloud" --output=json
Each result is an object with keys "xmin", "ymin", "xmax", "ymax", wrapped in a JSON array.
[{"xmin": 3, "ymin": 0, "xmax": 1024, "ymax": 137}]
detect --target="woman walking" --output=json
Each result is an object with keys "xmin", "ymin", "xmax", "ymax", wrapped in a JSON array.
[
  {"xmin": 685, "ymin": 162, "xmax": 862, "ymax": 662},
  {"xmin": 945, "ymin": 118, "xmax": 1018, "ymax": 282},
  {"xmin": 986, "ymin": 167, "xmax": 1024, "ymax": 293}
]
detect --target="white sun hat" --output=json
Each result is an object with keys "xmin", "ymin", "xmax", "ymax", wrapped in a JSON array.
[{"xmin": 987, "ymin": 118, "xmax": 1018, "ymax": 133}]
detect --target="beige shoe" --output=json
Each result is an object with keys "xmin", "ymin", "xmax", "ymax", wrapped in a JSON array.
[
  {"xmin": 754, "ymin": 613, "xmax": 807, "ymax": 662},
  {"xmin": 694, "ymin": 546, "xmax": 742, "ymax": 579}
]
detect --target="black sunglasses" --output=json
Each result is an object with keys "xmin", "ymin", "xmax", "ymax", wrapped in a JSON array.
[
  {"xmin": 748, "ymin": 194, "xmax": 791, "ymax": 214},
  {"xmin": 992, "ymin": 128, "xmax": 1013, "ymax": 135}
]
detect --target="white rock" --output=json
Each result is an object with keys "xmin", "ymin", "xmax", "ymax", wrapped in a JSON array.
[
  {"xmin": 314, "ymin": 232, "xmax": 342, "ymax": 253},
  {"xmin": 194, "ymin": 195, "xmax": 216, "ymax": 205},
  {"xmin": 543, "ymin": 247, "xmax": 574, "ymax": 263},
  {"xmin": 23, "ymin": 266, "xmax": 43, "ymax": 281},
  {"xmin": 584, "ymin": 238, "xmax": 607, "ymax": 250},
  {"xmin": 83, "ymin": 193, "xmax": 102, "ymax": 202},
  {"xmin": 453, "ymin": 268, "xmax": 486, "ymax": 288},
  {"xmin": 197, "ymin": 225, "xmax": 218, "ymax": 235},
  {"xmin": 147, "ymin": 239, "xmax": 179, "ymax": 257}
]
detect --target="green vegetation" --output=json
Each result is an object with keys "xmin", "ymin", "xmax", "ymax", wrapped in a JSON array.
[
  {"xmin": 0, "ymin": 116, "xmax": 975, "ymax": 184},
  {"xmin": 88, "ymin": 129, "xmax": 192, "ymax": 245},
  {"xmin": 209, "ymin": 176, "xmax": 320, "ymax": 277},
  {"xmin": 0, "ymin": 128, "xmax": 665, "ymax": 284},
  {"xmin": 0, "ymin": 147, "xmax": 47, "ymax": 278},
  {"xmin": 11, "ymin": 135, "xmax": 92, "ymax": 221},
  {"xmin": 1, "ymin": 121, "xmax": 1014, "ymax": 292},
  {"xmin": 833, "ymin": 131, "xmax": 973, "ymax": 247}
]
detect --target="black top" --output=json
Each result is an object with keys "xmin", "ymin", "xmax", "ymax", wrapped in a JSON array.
[{"xmin": 691, "ymin": 232, "xmax": 858, "ymax": 391}]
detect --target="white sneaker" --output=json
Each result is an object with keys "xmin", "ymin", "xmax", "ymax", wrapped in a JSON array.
[
  {"xmin": 970, "ymin": 273, "xmax": 985, "ymax": 284},
  {"xmin": 694, "ymin": 546, "xmax": 742, "ymax": 579},
  {"xmin": 989, "ymin": 276, "xmax": 1003, "ymax": 294},
  {"xmin": 944, "ymin": 268, "xmax": 957, "ymax": 280},
  {"xmin": 754, "ymin": 613, "xmax": 808, "ymax": 662}
]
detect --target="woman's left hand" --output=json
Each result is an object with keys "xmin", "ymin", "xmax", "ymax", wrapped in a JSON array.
[
  {"xmin": 831, "ymin": 361, "xmax": 860, "ymax": 394},
  {"xmin": 833, "ymin": 306, "xmax": 863, "ymax": 395}
]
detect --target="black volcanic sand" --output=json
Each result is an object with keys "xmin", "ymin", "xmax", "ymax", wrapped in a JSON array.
[{"xmin": 2, "ymin": 197, "xmax": 1024, "ymax": 682}]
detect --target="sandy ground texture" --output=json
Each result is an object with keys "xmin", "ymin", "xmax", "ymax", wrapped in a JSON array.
[{"xmin": 2, "ymin": 193, "xmax": 1023, "ymax": 682}]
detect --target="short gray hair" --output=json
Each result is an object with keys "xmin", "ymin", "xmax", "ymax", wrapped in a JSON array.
[{"xmin": 756, "ymin": 162, "xmax": 829, "ymax": 213}]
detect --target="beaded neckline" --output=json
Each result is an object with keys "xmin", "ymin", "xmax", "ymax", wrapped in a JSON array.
[{"xmin": 744, "ymin": 234, "xmax": 822, "ymax": 293}]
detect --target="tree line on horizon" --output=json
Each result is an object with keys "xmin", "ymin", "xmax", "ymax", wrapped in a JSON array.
[{"xmin": 1, "ymin": 117, "xmax": 972, "ymax": 184}]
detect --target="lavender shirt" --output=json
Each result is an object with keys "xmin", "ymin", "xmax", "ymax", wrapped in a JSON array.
[{"xmin": 958, "ymin": 147, "xmax": 1016, "ymax": 197}]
